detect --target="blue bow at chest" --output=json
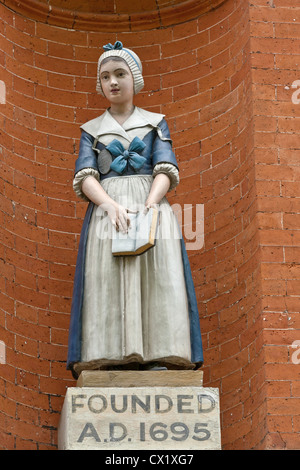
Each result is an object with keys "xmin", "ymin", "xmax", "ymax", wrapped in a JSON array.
[{"xmin": 106, "ymin": 137, "xmax": 147, "ymax": 175}]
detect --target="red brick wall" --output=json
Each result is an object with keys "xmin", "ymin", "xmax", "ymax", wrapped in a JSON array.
[
  {"xmin": 0, "ymin": 6, "xmax": 78, "ymax": 449},
  {"xmin": 250, "ymin": 0, "xmax": 300, "ymax": 450},
  {"xmin": 0, "ymin": 0, "xmax": 299, "ymax": 450}
]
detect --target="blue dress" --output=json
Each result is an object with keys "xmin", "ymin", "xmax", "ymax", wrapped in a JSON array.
[{"xmin": 67, "ymin": 107, "xmax": 203, "ymax": 379}]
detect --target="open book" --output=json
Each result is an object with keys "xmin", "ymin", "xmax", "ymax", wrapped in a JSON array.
[{"xmin": 112, "ymin": 208, "xmax": 159, "ymax": 256}]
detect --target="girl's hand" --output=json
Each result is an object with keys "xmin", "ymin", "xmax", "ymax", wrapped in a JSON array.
[
  {"xmin": 81, "ymin": 177, "xmax": 136, "ymax": 232},
  {"xmin": 144, "ymin": 201, "xmax": 159, "ymax": 214},
  {"xmin": 101, "ymin": 202, "xmax": 136, "ymax": 233}
]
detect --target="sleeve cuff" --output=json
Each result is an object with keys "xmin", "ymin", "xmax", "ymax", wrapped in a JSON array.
[
  {"xmin": 73, "ymin": 168, "xmax": 100, "ymax": 201},
  {"xmin": 152, "ymin": 162, "xmax": 179, "ymax": 191}
]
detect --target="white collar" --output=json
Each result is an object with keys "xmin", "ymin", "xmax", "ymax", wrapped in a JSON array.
[{"xmin": 80, "ymin": 107, "xmax": 165, "ymax": 142}]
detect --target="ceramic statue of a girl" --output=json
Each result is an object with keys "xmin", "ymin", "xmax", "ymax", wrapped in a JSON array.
[{"xmin": 67, "ymin": 41, "xmax": 203, "ymax": 379}]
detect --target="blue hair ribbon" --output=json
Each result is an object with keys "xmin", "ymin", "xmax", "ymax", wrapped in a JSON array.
[{"xmin": 103, "ymin": 41, "xmax": 123, "ymax": 51}]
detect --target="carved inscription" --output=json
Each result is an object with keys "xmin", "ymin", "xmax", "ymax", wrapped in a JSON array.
[{"xmin": 58, "ymin": 387, "xmax": 221, "ymax": 450}]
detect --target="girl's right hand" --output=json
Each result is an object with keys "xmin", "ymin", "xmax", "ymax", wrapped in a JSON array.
[{"xmin": 101, "ymin": 202, "xmax": 135, "ymax": 233}]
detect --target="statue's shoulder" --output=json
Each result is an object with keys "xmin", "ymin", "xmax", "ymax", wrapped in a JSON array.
[
  {"xmin": 80, "ymin": 112, "xmax": 107, "ymax": 137},
  {"xmin": 135, "ymin": 107, "xmax": 165, "ymax": 127}
]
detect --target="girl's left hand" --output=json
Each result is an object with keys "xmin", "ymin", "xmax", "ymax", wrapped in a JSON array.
[{"xmin": 144, "ymin": 202, "xmax": 159, "ymax": 214}]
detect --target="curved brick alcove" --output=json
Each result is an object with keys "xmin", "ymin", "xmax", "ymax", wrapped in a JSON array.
[
  {"xmin": 0, "ymin": 0, "xmax": 266, "ymax": 450},
  {"xmin": 2, "ymin": 0, "xmax": 227, "ymax": 30}
]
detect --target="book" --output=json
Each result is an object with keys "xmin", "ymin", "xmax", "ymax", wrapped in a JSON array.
[{"xmin": 112, "ymin": 207, "xmax": 159, "ymax": 256}]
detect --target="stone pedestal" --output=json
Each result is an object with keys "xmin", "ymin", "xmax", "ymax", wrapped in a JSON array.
[{"xmin": 58, "ymin": 371, "xmax": 221, "ymax": 450}]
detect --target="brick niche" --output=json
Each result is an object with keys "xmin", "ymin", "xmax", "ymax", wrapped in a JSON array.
[{"xmin": 0, "ymin": 0, "xmax": 299, "ymax": 450}]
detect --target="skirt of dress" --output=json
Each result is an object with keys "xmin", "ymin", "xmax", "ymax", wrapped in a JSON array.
[{"xmin": 72, "ymin": 175, "xmax": 194, "ymax": 377}]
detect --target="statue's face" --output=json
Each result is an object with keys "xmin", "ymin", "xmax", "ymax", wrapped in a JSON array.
[{"xmin": 99, "ymin": 59, "xmax": 134, "ymax": 105}]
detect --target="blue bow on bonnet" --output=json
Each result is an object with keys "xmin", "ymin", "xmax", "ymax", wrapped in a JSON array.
[
  {"xmin": 103, "ymin": 41, "xmax": 123, "ymax": 51},
  {"xmin": 107, "ymin": 137, "xmax": 146, "ymax": 175}
]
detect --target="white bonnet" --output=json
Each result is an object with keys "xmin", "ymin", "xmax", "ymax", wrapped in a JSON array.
[{"xmin": 96, "ymin": 41, "xmax": 144, "ymax": 96}]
